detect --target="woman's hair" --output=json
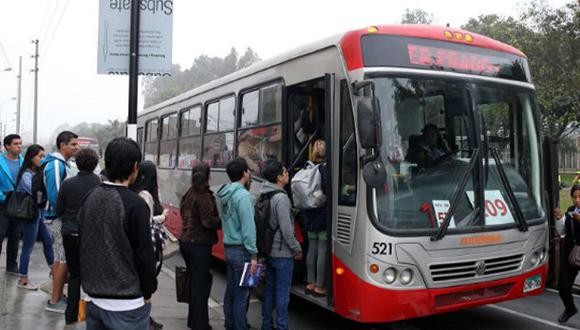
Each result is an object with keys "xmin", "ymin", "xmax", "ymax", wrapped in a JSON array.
[
  {"xmin": 16, "ymin": 144, "xmax": 44, "ymax": 183},
  {"xmin": 311, "ymin": 139, "xmax": 326, "ymax": 163},
  {"xmin": 181, "ymin": 163, "xmax": 211, "ymax": 209},
  {"xmin": 571, "ymin": 184, "xmax": 580, "ymax": 198},
  {"xmin": 130, "ymin": 160, "xmax": 163, "ymax": 216}
]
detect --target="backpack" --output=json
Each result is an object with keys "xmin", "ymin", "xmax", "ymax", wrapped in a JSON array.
[
  {"xmin": 291, "ymin": 161, "xmax": 326, "ymax": 210},
  {"xmin": 31, "ymin": 163, "xmax": 49, "ymax": 208},
  {"xmin": 254, "ymin": 191, "xmax": 283, "ymax": 257}
]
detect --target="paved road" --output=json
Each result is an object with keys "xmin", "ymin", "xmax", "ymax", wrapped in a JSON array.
[{"xmin": 164, "ymin": 253, "xmax": 580, "ymax": 330}]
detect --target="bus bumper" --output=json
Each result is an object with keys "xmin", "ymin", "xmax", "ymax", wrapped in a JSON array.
[{"xmin": 332, "ymin": 256, "xmax": 548, "ymax": 323}]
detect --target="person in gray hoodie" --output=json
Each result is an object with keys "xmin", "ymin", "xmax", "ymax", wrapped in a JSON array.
[{"xmin": 260, "ymin": 160, "xmax": 302, "ymax": 330}]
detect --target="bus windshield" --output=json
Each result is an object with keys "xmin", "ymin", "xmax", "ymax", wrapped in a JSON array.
[{"xmin": 369, "ymin": 76, "xmax": 544, "ymax": 234}]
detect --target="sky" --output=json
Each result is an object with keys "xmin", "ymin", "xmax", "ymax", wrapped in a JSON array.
[{"xmin": 0, "ymin": 0, "xmax": 571, "ymax": 144}]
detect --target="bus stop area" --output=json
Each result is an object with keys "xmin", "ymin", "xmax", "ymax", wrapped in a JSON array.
[{"xmin": 0, "ymin": 241, "xmax": 226, "ymax": 330}]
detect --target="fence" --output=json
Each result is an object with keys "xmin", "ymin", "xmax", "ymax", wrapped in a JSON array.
[{"xmin": 559, "ymin": 150, "xmax": 579, "ymax": 172}]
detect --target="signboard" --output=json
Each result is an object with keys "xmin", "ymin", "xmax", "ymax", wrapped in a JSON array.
[
  {"xmin": 466, "ymin": 190, "xmax": 514, "ymax": 225},
  {"xmin": 432, "ymin": 200, "xmax": 456, "ymax": 228},
  {"xmin": 97, "ymin": 0, "xmax": 173, "ymax": 75}
]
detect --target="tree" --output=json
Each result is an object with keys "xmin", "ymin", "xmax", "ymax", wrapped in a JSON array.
[
  {"xmin": 48, "ymin": 120, "xmax": 125, "ymax": 152},
  {"xmin": 462, "ymin": 1, "xmax": 579, "ymax": 142},
  {"xmin": 401, "ymin": 9, "xmax": 434, "ymax": 24},
  {"xmin": 143, "ymin": 47, "xmax": 261, "ymax": 108}
]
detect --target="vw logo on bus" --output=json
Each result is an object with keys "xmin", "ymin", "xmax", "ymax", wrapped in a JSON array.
[{"xmin": 475, "ymin": 261, "xmax": 486, "ymax": 276}]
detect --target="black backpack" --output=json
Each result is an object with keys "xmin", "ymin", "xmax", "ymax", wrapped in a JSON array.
[
  {"xmin": 31, "ymin": 163, "xmax": 48, "ymax": 208},
  {"xmin": 254, "ymin": 191, "xmax": 283, "ymax": 257}
]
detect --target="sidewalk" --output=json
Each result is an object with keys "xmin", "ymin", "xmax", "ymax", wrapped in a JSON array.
[{"xmin": 0, "ymin": 240, "xmax": 226, "ymax": 329}]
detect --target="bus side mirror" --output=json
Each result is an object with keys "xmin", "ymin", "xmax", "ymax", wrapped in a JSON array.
[
  {"xmin": 363, "ymin": 160, "xmax": 387, "ymax": 188},
  {"xmin": 355, "ymin": 84, "xmax": 382, "ymax": 150}
]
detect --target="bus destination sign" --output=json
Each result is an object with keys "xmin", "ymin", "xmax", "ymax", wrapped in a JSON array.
[{"xmin": 407, "ymin": 44, "xmax": 503, "ymax": 76}]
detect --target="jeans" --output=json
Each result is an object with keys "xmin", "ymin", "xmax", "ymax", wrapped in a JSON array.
[
  {"xmin": 0, "ymin": 207, "xmax": 23, "ymax": 272},
  {"xmin": 19, "ymin": 213, "xmax": 53, "ymax": 275},
  {"xmin": 224, "ymin": 246, "xmax": 251, "ymax": 330},
  {"xmin": 180, "ymin": 241, "xmax": 213, "ymax": 330},
  {"xmin": 63, "ymin": 234, "xmax": 81, "ymax": 324},
  {"xmin": 306, "ymin": 231, "xmax": 327, "ymax": 288},
  {"xmin": 261, "ymin": 257, "xmax": 294, "ymax": 330},
  {"xmin": 86, "ymin": 302, "xmax": 151, "ymax": 330}
]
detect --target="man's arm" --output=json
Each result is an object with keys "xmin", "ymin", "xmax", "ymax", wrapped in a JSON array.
[
  {"xmin": 238, "ymin": 194, "xmax": 258, "ymax": 258},
  {"xmin": 275, "ymin": 195, "xmax": 301, "ymax": 255},
  {"xmin": 44, "ymin": 161, "xmax": 64, "ymax": 209},
  {"xmin": 127, "ymin": 200, "xmax": 158, "ymax": 300}
]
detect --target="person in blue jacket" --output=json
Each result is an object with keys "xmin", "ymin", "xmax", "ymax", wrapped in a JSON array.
[
  {"xmin": 44, "ymin": 131, "xmax": 79, "ymax": 314},
  {"xmin": 218, "ymin": 158, "xmax": 257, "ymax": 330},
  {"xmin": 0, "ymin": 134, "xmax": 24, "ymax": 276}
]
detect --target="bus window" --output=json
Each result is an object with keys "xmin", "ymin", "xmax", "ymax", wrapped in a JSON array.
[
  {"xmin": 339, "ymin": 80, "xmax": 357, "ymax": 206},
  {"xmin": 202, "ymin": 96, "xmax": 236, "ymax": 168},
  {"xmin": 237, "ymin": 83, "xmax": 283, "ymax": 173},
  {"xmin": 159, "ymin": 113, "xmax": 178, "ymax": 168},
  {"xmin": 145, "ymin": 119, "xmax": 159, "ymax": 163},
  {"xmin": 179, "ymin": 106, "xmax": 202, "ymax": 169}
]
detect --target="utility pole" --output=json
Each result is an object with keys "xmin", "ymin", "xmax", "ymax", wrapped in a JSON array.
[
  {"xmin": 16, "ymin": 56, "xmax": 22, "ymax": 135},
  {"xmin": 127, "ymin": 0, "xmax": 140, "ymax": 141},
  {"xmin": 31, "ymin": 40, "xmax": 39, "ymax": 143}
]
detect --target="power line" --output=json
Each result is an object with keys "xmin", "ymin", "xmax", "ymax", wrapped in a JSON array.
[
  {"xmin": 0, "ymin": 41, "xmax": 14, "ymax": 71},
  {"xmin": 39, "ymin": 0, "xmax": 62, "ymax": 42},
  {"xmin": 37, "ymin": 0, "xmax": 56, "ymax": 39},
  {"xmin": 41, "ymin": 0, "xmax": 71, "ymax": 61}
]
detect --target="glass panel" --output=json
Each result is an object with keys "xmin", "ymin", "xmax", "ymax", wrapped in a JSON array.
[
  {"xmin": 145, "ymin": 142, "xmax": 157, "ymax": 163},
  {"xmin": 161, "ymin": 116, "xmax": 170, "ymax": 139},
  {"xmin": 259, "ymin": 84, "xmax": 282, "ymax": 124},
  {"xmin": 220, "ymin": 97, "xmax": 235, "ymax": 131},
  {"xmin": 189, "ymin": 106, "xmax": 202, "ymax": 136},
  {"xmin": 339, "ymin": 81, "xmax": 357, "ymax": 206},
  {"xmin": 145, "ymin": 119, "xmax": 158, "ymax": 162},
  {"xmin": 371, "ymin": 77, "xmax": 477, "ymax": 232},
  {"xmin": 206, "ymin": 102, "xmax": 219, "ymax": 133},
  {"xmin": 478, "ymin": 87, "xmax": 543, "ymax": 222},
  {"xmin": 203, "ymin": 133, "xmax": 234, "ymax": 168},
  {"xmin": 237, "ymin": 124, "xmax": 282, "ymax": 173},
  {"xmin": 168, "ymin": 114, "xmax": 178, "ymax": 139},
  {"xmin": 180, "ymin": 110, "xmax": 189, "ymax": 136},
  {"xmin": 241, "ymin": 90, "xmax": 260, "ymax": 127},
  {"xmin": 147, "ymin": 120, "xmax": 158, "ymax": 142},
  {"xmin": 178, "ymin": 136, "xmax": 202, "ymax": 169},
  {"xmin": 137, "ymin": 127, "xmax": 144, "ymax": 149},
  {"xmin": 159, "ymin": 140, "xmax": 177, "ymax": 168}
]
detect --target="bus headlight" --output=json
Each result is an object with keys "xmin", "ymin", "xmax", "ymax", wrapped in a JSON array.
[
  {"xmin": 529, "ymin": 248, "xmax": 547, "ymax": 267},
  {"xmin": 529, "ymin": 254, "xmax": 539, "ymax": 267},
  {"xmin": 383, "ymin": 268, "xmax": 397, "ymax": 284},
  {"xmin": 399, "ymin": 269, "xmax": 414, "ymax": 285}
]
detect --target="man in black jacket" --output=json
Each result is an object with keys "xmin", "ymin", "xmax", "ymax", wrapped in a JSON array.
[
  {"xmin": 56, "ymin": 148, "xmax": 101, "ymax": 325},
  {"xmin": 78, "ymin": 138, "xmax": 157, "ymax": 330}
]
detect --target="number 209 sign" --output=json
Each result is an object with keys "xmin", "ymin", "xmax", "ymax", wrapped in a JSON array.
[{"xmin": 466, "ymin": 190, "xmax": 514, "ymax": 225}]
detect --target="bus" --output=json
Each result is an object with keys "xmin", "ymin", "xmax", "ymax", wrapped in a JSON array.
[
  {"xmin": 77, "ymin": 137, "xmax": 101, "ymax": 156},
  {"xmin": 137, "ymin": 25, "xmax": 549, "ymax": 323}
]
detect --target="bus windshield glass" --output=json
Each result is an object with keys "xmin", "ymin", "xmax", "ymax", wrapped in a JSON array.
[{"xmin": 369, "ymin": 76, "xmax": 544, "ymax": 234}]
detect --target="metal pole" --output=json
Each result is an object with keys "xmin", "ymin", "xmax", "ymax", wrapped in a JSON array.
[
  {"xmin": 16, "ymin": 56, "xmax": 22, "ymax": 135},
  {"xmin": 127, "ymin": 0, "xmax": 140, "ymax": 141},
  {"xmin": 32, "ymin": 40, "xmax": 39, "ymax": 143}
]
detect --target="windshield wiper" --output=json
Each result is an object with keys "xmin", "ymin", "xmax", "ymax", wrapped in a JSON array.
[
  {"xmin": 490, "ymin": 148, "xmax": 529, "ymax": 232},
  {"xmin": 431, "ymin": 148, "xmax": 480, "ymax": 241}
]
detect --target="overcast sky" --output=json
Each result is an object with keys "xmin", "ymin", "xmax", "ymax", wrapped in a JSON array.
[{"xmin": 0, "ymin": 0, "xmax": 570, "ymax": 144}]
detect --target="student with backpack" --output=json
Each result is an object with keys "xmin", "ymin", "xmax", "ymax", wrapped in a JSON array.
[
  {"xmin": 217, "ymin": 158, "xmax": 256, "ymax": 330},
  {"xmin": 259, "ymin": 160, "xmax": 302, "ymax": 330},
  {"xmin": 56, "ymin": 148, "xmax": 101, "ymax": 324},
  {"xmin": 0, "ymin": 134, "xmax": 24, "ymax": 277},
  {"xmin": 16, "ymin": 144, "xmax": 53, "ymax": 290},
  {"xmin": 42, "ymin": 131, "xmax": 80, "ymax": 313},
  {"xmin": 292, "ymin": 139, "xmax": 328, "ymax": 297}
]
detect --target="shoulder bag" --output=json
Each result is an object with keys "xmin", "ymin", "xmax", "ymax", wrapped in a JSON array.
[
  {"xmin": 6, "ymin": 177, "xmax": 37, "ymax": 221},
  {"xmin": 568, "ymin": 217, "xmax": 580, "ymax": 269}
]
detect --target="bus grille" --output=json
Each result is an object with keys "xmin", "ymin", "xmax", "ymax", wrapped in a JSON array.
[
  {"xmin": 336, "ymin": 213, "xmax": 352, "ymax": 245},
  {"xmin": 429, "ymin": 254, "xmax": 524, "ymax": 282}
]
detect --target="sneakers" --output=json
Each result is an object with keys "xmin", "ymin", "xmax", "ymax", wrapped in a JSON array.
[
  {"xmin": 558, "ymin": 308, "xmax": 578, "ymax": 323},
  {"xmin": 45, "ymin": 298, "xmax": 67, "ymax": 313},
  {"xmin": 17, "ymin": 282, "xmax": 39, "ymax": 290}
]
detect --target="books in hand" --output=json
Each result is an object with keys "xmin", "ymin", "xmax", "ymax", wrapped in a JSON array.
[{"xmin": 239, "ymin": 262, "xmax": 263, "ymax": 287}]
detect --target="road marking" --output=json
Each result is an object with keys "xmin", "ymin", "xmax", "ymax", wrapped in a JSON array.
[
  {"xmin": 546, "ymin": 287, "xmax": 580, "ymax": 299},
  {"xmin": 487, "ymin": 304, "xmax": 578, "ymax": 330}
]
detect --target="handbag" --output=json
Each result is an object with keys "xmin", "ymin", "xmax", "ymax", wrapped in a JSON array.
[
  {"xmin": 175, "ymin": 266, "xmax": 190, "ymax": 303},
  {"xmin": 568, "ymin": 218, "xmax": 580, "ymax": 269},
  {"xmin": 5, "ymin": 178, "xmax": 37, "ymax": 221}
]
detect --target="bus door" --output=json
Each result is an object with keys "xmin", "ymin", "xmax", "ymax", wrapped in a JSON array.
[{"xmin": 283, "ymin": 74, "xmax": 335, "ymax": 307}]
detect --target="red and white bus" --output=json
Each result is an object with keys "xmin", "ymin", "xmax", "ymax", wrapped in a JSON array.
[{"xmin": 137, "ymin": 25, "xmax": 548, "ymax": 323}]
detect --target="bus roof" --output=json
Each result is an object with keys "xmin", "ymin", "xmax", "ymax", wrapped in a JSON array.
[{"xmin": 141, "ymin": 24, "xmax": 526, "ymax": 115}]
